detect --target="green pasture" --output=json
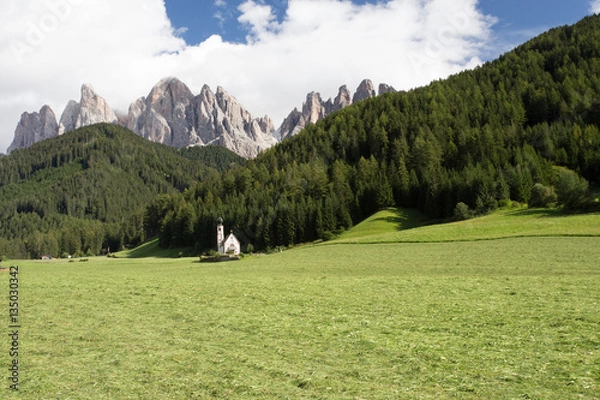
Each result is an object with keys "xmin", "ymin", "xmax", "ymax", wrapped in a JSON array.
[
  {"xmin": 333, "ymin": 206, "xmax": 600, "ymax": 244},
  {"xmin": 1, "ymin": 209, "xmax": 599, "ymax": 399}
]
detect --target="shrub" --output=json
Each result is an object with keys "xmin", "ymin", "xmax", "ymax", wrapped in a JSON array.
[
  {"xmin": 553, "ymin": 167, "xmax": 593, "ymax": 210},
  {"xmin": 321, "ymin": 231, "xmax": 335, "ymax": 241},
  {"xmin": 454, "ymin": 202, "xmax": 473, "ymax": 221},
  {"xmin": 529, "ymin": 183, "xmax": 557, "ymax": 208},
  {"xmin": 498, "ymin": 199, "xmax": 518, "ymax": 209},
  {"xmin": 205, "ymin": 250, "xmax": 221, "ymax": 258},
  {"xmin": 476, "ymin": 194, "xmax": 498, "ymax": 215}
]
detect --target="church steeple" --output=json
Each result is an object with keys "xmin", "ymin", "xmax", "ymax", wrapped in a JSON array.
[{"xmin": 217, "ymin": 217, "xmax": 224, "ymax": 253}]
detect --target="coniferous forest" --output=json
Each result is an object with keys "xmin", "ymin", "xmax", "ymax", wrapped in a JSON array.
[
  {"xmin": 0, "ymin": 124, "xmax": 244, "ymax": 259},
  {"xmin": 2, "ymin": 16, "xmax": 600, "ymax": 258}
]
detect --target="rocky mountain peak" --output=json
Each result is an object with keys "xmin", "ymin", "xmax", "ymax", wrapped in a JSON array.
[
  {"xmin": 7, "ymin": 105, "xmax": 59, "ymax": 153},
  {"xmin": 277, "ymin": 91, "xmax": 328, "ymax": 140},
  {"xmin": 148, "ymin": 77, "xmax": 194, "ymax": 105},
  {"xmin": 80, "ymin": 83, "xmax": 97, "ymax": 101},
  {"xmin": 215, "ymin": 86, "xmax": 242, "ymax": 115},
  {"xmin": 128, "ymin": 78, "xmax": 198, "ymax": 148},
  {"xmin": 352, "ymin": 79, "xmax": 377, "ymax": 103},
  {"xmin": 378, "ymin": 83, "xmax": 397, "ymax": 95},
  {"xmin": 278, "ymin": 79, "xmax": 394, "ymax": 140},
  {"xmin": 333, "ymin": 85, "xmax": 352, "ymax": 111},
  {"xmin": 127, "ymin": 79, "xmax": 276, "ymax": 158},
  {"xmin": 303, "ymin": 92, "xmax": 327, "ymax": 123},
  {"xmin": 58, "ymin": 84, "xmax": 118, "ymax": 135}
]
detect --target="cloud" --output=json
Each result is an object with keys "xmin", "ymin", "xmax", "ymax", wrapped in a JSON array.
[
  {"xmin": 174, "ymin": 26, "xmax": 189, "ymax": 37},
  {"xmin": 237, "ymin": 0, "xmax": 279, "ymax": 41},
  {"xmin": 591, "ymin": 0, "xmax": 600, "ymax": 14},
  {"xmin": 214, "ymin": 11, "xmax": 226, "ymax": 28},
  {"xmin": 0, "ymin": 0, "xmax": 495, "ymax": 153}
]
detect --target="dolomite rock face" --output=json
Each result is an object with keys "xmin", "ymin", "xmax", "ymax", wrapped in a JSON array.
[
  {"xmin": 352, "ymin": 79, "xmax": 377, "ymax": 103},
  {"xmin": 279, "ymin": 92, "xmax": 328, "ymax": 140},
  {"xmin": 197, "ymin": 85, "xmax": 277, "ymax": 158},
  {"xmin": 8, "ymin": 77, "xmax": 396, "ymax": 157},
  {"xmin": 57, "ymin": 100, "xmax": 79, "ymax": 135},
  {"xmin": 127, "ymin": 77, "xmax": 198, "ymax": 148},
  {"xmin": 58, "ymin": 84, "xmax": 118, "ymax": 135},
  {"xmin": 7, "ymin": 105, "xmax": 59, "ymax": 153},
  {"xmin": 127, "ymin": 78, "xmax": 277, "ymax": 158},
  {"xmin": 278, "ymin": 80, "xmax": 392, "ymax": 140},
  {"xmin": 277, "ymin": 108, "xmax": 303, "ymax": 141},
  {"xmin": 332, "ymin": 85, "xmax": 352, "ymax": 111},
  {"xmin": 9, "ymin": 79, "xmax": 278, "ymax": 158},
  {"xmin": 378, "ymin": 83, "xmax": 397, "ymax": 95}
]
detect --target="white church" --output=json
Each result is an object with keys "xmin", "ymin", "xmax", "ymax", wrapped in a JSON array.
[{"xmin": 217, "ymin": 217, "xmax": 241, "ymax": 256}]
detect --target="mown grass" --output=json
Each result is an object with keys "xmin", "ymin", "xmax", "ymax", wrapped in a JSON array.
[{"xmin": 1, "ymin": 210, "xmax": 599, "ymax": 399}]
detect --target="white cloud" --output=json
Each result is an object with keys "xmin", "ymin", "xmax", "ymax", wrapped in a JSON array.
[
  {"xmin": 174, "ymin": 26, "xmax": 189, "ymax": 37},
  {"xmin": 0, "ymin": 0, "xmax": 495, "ymax": 153},
  {"xmin": 237, "ymin": 0, "xmax": 279, "ymax": 41},
  {"xmin": 591, "ymin": 0, "xmax": 600, "ymax": 14}
]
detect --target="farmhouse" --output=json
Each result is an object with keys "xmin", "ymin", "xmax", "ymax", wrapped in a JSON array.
[{"xmin": 217, "ymin": 217, "xmax": 240, "ymax": 255}]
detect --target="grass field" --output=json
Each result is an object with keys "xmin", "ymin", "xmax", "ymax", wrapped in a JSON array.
[
  {"xmin": 332, "ymin": 206, "xmax": 600, "ymax": 244},
  {"xmin": 2, "ymin": 208, "xmax": 599, "ymax": 399}
]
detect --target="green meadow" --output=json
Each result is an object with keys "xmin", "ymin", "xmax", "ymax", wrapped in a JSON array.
[
  {"xmin": 332, "ymin": 207, "xmax": 600, "ymax": 244},
  {"xmin": 2, "ymin": 208, "xmax": 600, "ymax": 399}
]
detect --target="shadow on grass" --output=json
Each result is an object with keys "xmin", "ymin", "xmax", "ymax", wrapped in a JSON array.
[
  {"xmin": 504, "ymin": 207, "xmax": 600, "ymax": 219},
  {"xmin": 370, "ymin": 208, "xmax": 431, "ymax": 232},
  {"xmin": 114, "ymin": 239, "xmax": 195, "ymax": 259},
  {"xmin": 504, "ymin": 208, "xmax": 566, "ymax": 218}
]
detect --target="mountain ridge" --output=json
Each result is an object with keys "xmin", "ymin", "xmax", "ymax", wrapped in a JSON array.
[{"xmin": 7, "ymin": 78, "xmax": 395, "ymax": 157}]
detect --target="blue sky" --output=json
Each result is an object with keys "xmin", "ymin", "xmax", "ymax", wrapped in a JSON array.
[
  {"xmin": 481, "ymin": 0, "xmax": 592, "ymax": 55},
  {"xmin": 165, "ymin": 0, "xmax": 593, "ymax": 58},
  {"xmin": 1, "ymin": 0, "xmax": 598, "ymax": 153}
]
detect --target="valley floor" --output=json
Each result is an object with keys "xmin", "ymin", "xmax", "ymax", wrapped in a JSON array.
[{"xmin": 2, "ymin": 209, "xmax": 599, "ymax": 399}]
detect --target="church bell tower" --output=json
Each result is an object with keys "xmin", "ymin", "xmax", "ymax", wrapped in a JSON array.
[{"xmin": 217, "ymin": 217, "xmax": 224, "ymax": 253}]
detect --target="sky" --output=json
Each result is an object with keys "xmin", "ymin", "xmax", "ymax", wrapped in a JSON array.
[{"xmin": 0, "ymin": 0, "xmax": 597, "ymax": 153}]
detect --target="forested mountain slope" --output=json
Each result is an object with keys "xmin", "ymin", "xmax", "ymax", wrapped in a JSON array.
[
  {"xmin": 148, "ymin": 15, "xmax": 600, "ymax": 253},
  {"xmin": 0, "ymin": 123, "xmax": 243, "ymax": 258}
]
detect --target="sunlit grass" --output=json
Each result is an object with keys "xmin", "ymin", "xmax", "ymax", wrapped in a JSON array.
[
  {"xmin": 333, "ymin": 207, "xmax": 600, "ymax": 244},
  {"xmin": 2, "ymin": 209, "xmax": 599, "ymax": 399}
]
